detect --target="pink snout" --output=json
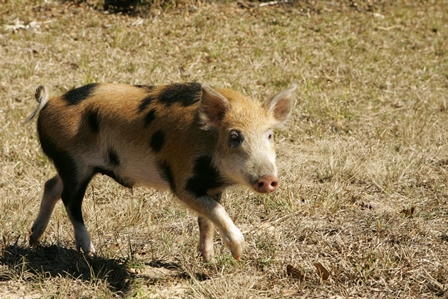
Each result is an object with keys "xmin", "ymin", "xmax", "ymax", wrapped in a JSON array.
[{"xmin": 253, "ymin": 175, "xmax": 279, "ymax": 193}]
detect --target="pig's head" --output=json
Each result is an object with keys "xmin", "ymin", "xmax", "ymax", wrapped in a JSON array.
[{"xmin": 199, "ymin": 84, "xmax": 297, "ymax": 193}]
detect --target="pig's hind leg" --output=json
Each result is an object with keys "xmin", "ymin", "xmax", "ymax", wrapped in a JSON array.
[
  {"xmin": 59, "ymin": 167, "xmax": 96, "ymax": 256},
  {"xmin": 30, "ymin": 175, "xmax": 63, "ymax": 246}
]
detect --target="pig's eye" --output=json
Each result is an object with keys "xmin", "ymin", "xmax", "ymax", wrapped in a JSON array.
[
  {"xmin": 229, "ymin": 129, "xmax": 244, "ymax": 148},
  {"xmin": 266, "ymin": 129, "xmax": 274, "ymax": 141}
]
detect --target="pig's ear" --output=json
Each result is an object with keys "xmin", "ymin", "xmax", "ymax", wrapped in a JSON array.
[
  {"xmin": 265, "ymin": 84, "xmax": 297, "ymax": 125},
  {"xmin": 199, "ymin": 85, "xmax": 230, "ymax": 128}
]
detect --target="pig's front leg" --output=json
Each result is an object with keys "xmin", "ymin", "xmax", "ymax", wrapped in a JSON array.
[
  {"xmin": 214, "ymin": 208, "xmax": 245, "ymax": 260},
  {"xmin": 183, "ymin": 194, "xmax": 245, "ymax": 260}
]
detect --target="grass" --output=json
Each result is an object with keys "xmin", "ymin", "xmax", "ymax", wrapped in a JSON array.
[{"xmin": 1, "ymin": 0, "xmax": 448, "ymax": 298}]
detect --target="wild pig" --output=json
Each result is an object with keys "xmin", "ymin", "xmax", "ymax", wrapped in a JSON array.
[{"xmin": 26, "ymin": 82, "xmax": 296, "ymax": 261}]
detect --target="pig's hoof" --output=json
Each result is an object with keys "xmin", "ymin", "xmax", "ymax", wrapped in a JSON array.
[
  {"xmin": 29, "ymin": 228, "xmax": 42, "ymax": 247},
  {"xmin": 198, "ymin": 244, "xmax": 215, "ymax": 262},
  {"xmin": 29, "ymin": 235, "xmax": 39, "ymax": 247},
  {"xmin": 201, "ymin": 252, "xmax": 215, "ymax": 263},
  {"xmin": 223, "ymin": 230, "xmax": 245, "ymax": 261},
  {"xmin": 202, "ymin": 256, "xmax": 217, "ymax": 265},
  {"xmin": 29, "ymin": 224, "xmax": 45, "ymax": 247}
]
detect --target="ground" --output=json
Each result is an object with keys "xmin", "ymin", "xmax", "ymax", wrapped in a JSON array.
[{"xmin": 1, "ymin": 0, "xmax": 448, "ymax": 298}]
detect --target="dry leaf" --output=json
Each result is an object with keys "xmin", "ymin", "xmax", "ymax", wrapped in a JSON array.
[
  {"xmin": 286, "ymin": 264, "xmax": 304, "ymax": 281},
  {"xmin": 313, "ymin": 262, "xmax": 330, "ymax": 280},
  {"xmin": 400, "ymin": 206, "xmax": 416, "ymax": 217}
]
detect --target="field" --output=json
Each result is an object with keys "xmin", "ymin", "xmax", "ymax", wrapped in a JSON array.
[{"xmin": 1, "ymin": 0, "xmax": 448, "ymax": 298}]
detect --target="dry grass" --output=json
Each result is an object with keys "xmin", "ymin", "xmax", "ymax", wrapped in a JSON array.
[{"xmin": 1, "ymin": 0, "xmax": 448, "ymax": 298}]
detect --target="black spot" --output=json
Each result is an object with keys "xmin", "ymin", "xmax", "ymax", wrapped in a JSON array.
[
  {"xmin": 159, "ymin": 83, "xmax": 202, "ymax": 106},
  {"xmin": 63, "ymin": 83, "xmax": 99, "ymax": 105},
  {"xmin": 87, "ymin": 110, "xmax": 100, "ymax": 133},
  {"xmin": 150, "ymin": 130, "xmax": 165, "ymax": 152},
  {"xmin": 138, "ymin": 95, "xmax": 155, "ymax": 112},
  {"xmin": 186, "ymin": 156, "xmax": 227, "ymax": 197},
  {"xmin": 144, "ymin": 109, "xmax": 156, "ymax": 127},
  {"xmin": 158, "ymin": 161, "xmax": 176, "ymax": 192},
  {"xmin": 135, "ymin": 85, "xmax": 155, "ymax": 92},
  {"xmin": 107, "ymin": 148, "xmax": 120, "ymax": 166},
  {"xmin": 95, "ymin": 168, "xmax": 134, "ymax": 188}
]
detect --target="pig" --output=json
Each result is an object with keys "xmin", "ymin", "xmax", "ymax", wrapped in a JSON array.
[{"xmin": 26, "ymin": 82, "xmax": 296, "ymax": 261}]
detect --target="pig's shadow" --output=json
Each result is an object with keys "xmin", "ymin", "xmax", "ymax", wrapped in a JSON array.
[
  {"xmin": 1, "ymin": 244, "xmax": 210, "ymax": 296},
  {"xmin": 1, "ymin": 244, "xmax": 132, "ymax": 295}
]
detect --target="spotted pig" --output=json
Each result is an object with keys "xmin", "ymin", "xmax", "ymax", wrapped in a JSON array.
[{"xmin": 26, "ymin": 82, "xmax": 296, "ymax": 261}]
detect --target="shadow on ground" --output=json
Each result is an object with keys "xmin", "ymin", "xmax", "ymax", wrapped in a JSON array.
[
  {"xmin": 1, "ymin": 244, "xmax": 132, "ymax": 295},
  {"xmin": 70, "ymin": 0, "xmax": 155, "ymax": 14},
  {"xmin": 0, "ymin": 244, "xmax": 211, "ymax": 296}
]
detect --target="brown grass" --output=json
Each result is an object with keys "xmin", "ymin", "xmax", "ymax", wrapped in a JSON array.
[{"xmin": 1, "ymin": 0, "xmax": 448, "ymax": 298}]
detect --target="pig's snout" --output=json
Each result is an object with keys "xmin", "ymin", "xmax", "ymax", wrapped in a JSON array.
[{"xmin": 253, "ymin": 175, "xmax": 279, "ymax": 193}]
